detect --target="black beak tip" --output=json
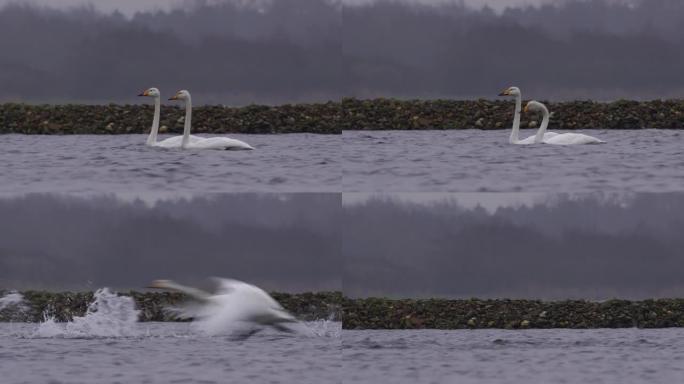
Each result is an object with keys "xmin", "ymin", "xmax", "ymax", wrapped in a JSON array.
[
  {"xmin": 137, "ymin": 93, "xmax": 145, "ymax": 97},
  {"xmin": 498, "ymin": 92, "xmax": 505, "ymax": 96}
]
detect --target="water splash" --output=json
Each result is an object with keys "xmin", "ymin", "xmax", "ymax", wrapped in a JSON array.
[
  {"xmin": 302, "ymin": 319, "xmax": 341, "ymax": 338},
  {"xmin": 34, "ymin": 288, "xmax": 140, "ymax": 338},
  {"xmin": 0, "ymin": 291, "xmax": 24, "ymax": 311},
  {"xmin": 0, "ymin": 291, "xmax": 30, "ymax": 322}
]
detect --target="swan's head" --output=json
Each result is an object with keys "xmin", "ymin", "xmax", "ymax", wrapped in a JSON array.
[
  {"xmin": 169, "ymin": 90, "xmax": 191, "ymax": 101},
  {"xmin": 147, "ymin": 279, "xmax": 175, "ymax": 289},
  {"xmin": 498, "ymin": 86, "xmax": 521, "ymax": 97},
  {"xmin": 523, "ymin": 100, "xmax": 547, "ymax": 114},
  {"xmin": 138, "ymin": 87, "xmax": 160, "ymax": 98}
]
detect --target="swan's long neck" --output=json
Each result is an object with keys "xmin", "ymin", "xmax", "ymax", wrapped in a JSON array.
[
  {"xmin": 146, "ymin": 96, "xmax": 161, "ymax": 146},
  {"xmin": 181, "ymin": 95, "xmax": 192, "ymax": 148},
  {"xmin": 509, "ymin": 94, "xmax": 522, "ymax": 144},
  {"xmin": 534, "ymin": 105, "xmax": 550, "ymax": 144}
]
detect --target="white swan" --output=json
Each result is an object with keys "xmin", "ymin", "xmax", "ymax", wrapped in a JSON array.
[
  {"xmin": 523, "ymin": 101, "xmax": 605, "ymax": 145},
  {"xmin": 148, "ymin": 278, "xmax": 297, "ymax": 336},
  {"xmin": 168, "ymin": 90, "xmax": 254, "ymax": 150},
  {"xmin": 498, "ymin": 86, "xmax": 558, "ymax": 144},
  {"xmin": 138, "ymin": 88, "xmax": 202, "ymax": 148}
]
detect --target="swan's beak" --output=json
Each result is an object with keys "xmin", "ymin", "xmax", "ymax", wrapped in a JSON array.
[
  {"xmin": 168, "ymin": 95, "xmax": 178, "ymax": 101},
  {"xmin": 138, "ymin": 90, "xmax": 148, "ymax": 97},
  {"xmin": 498, "ymin": 90, "xmax": 509, "ymax": 96}
]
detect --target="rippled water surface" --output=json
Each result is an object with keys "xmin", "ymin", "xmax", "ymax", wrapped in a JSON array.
[
  {"xmin": 343, "ymin": 130, "xmax": 684, "ymax": 192},
  {"xmin": 0, "ymin": 322, "xmax": 341, "ymax": 384},
  {"xmin": 3, "ymin": 324, "xmax": 683, "ymax": 383},
  {"xmin": 0, "ymin": 134, "xmax": 339, "ymax": 193},
  {"xmin": 344, "ymin": 329, "xmax": 684, "ymax": 384}
]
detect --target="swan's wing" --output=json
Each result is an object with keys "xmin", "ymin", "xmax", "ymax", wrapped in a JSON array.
[
  {"xmin": 165, "ymin": 300, "xmax": 211, "ymax": 320},
  {"xmin": 154, "ymin": 135, "xmax": 203, "ymax": 147},
  {"xmin": 188, "ymin": 137, "xmax": 254, "ymax": 150},
  {"xmin": 148, "ymin": 280, "xmax": 212, "ymax": 301},
  {"xmin": 212, "ymin": 277, "xmax": 247, "ymax": 294},
  {"xmin": 545, "ymin": 133, "xmax": 604, "ymax": 145},
  {"xmin": 515, "ymin": 132, "xmax": 559, "ymax": 144},
  {"xmin": 516, "ymin": 135, "xmax": 536, "ymax": 145},
  {"xmin": 212, "ymin": 277, "xmax": 287, "ymax": 311},
  {"xmin": 154, "ymin": 136, "xmax": 182, "ymax": 148}
]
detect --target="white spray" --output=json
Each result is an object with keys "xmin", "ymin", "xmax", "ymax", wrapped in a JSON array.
[{"xmin": 34, "ymin": 288, "xmax": 140, "ymax": 338}]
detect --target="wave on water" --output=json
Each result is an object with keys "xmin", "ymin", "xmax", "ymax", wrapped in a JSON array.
[
  {"xmin": 0, "ymin": 291, "xmax": 25, "ymax": 311},
  {"xmin": 34, "ymin": 288, "xmax": 140, "ymax": 338},
  {"xmin": 0, "ymin": 291, "xmax": 30, "ymax": 322},
  {"xmin": 303, "ymin": 319, "xmax": 341, "ymax": 339}
]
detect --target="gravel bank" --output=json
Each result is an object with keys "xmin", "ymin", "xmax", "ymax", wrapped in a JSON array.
[
  {"xmin": 342, "ymin": 98, "xmax": 684, "ymax": 130},
  {"xmin": 343, "ymin": 298, "xmax": 684, "ymax": 329},
  {"xmin": 0, "ymin": 102, "xmax": 341, "ymax": 134}
]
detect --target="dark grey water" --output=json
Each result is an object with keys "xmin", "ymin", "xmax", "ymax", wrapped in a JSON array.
[
  {"xmin": 343, "ymin": 130, "xmax": 684, "ymax": 192},
  {"xmin": 344, "ymin": 329, "xmax": 684, "ymax": 384},
  {"xmin": 0, "ymin": 134, "xmax": 339, "ymax": 193},
  {"xmin": 0, "ymin": 322, "xmax": 341, "ymax": 384}
]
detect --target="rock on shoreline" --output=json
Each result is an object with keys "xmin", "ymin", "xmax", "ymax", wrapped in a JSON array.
[
  {"xmin": 0, "ymin": 102, "xmax": 342, "ymax": 135},
  {"xmin": 0, "ymin": 291, "xmax": 343, "ymax": 322},
  {"xmin": 343, "ymin": 298, "xmax": 684, "ymax": 329},
  {"xmin": 341, "ymin": 98, "xmax": 684, "ymax": 130}
]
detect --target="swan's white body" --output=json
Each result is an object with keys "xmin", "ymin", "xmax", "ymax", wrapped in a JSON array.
[
  {"xmin": 169, "ymin": 90, "xmax": 254, "ymax": 150},
  {"xmin": 499, "ymin": 86, "xmax": 558, "ymax": 145},
  {"xmin": 514, "ymin": 131, "xmax": 559, "ymax": 145},
  {"xmin": 524, "ymin": 101, "xmax": 605, "ymax": 145},
  {"xmin": 151, "ymin": 135, "xmax": 203, "ymax": 148},
  {"xmin": 149, "ymin": 278, "xmax": 296, "ymax": 336},
  {"xmin": 139, "ymin": 88, "xmax": 203, "ymax": 148}
]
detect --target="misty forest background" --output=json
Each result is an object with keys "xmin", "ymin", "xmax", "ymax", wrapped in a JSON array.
[
  {"xmin": 1, "ymin": 0, "xmax": 684, "ymax": 104},
  {"xmin": 0, "ymin": 194, "xmax": 341, "ymax": 292},
  {"xmin": 344, "ymin": 194, "xmax": 684, "ymax": 299}
]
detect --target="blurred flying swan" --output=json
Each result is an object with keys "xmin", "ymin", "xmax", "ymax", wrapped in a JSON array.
[
  {"xmin": 148, "ymin": 278, "xmax": 297, "ymax": 335},
  {"xmin": 498, "ymin": 86, "xmax": 559, "ymax": 144},
  {"xmin": 523, "ymin": 101, "xmax": 605, "ymax": 145},
  {"xmin": 138, "ymin": 88, "xmax": 202, "ymax": 148},
  {"xmin": 168, "ymin": 90, "xmax": 254, "ymax": 150}
]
